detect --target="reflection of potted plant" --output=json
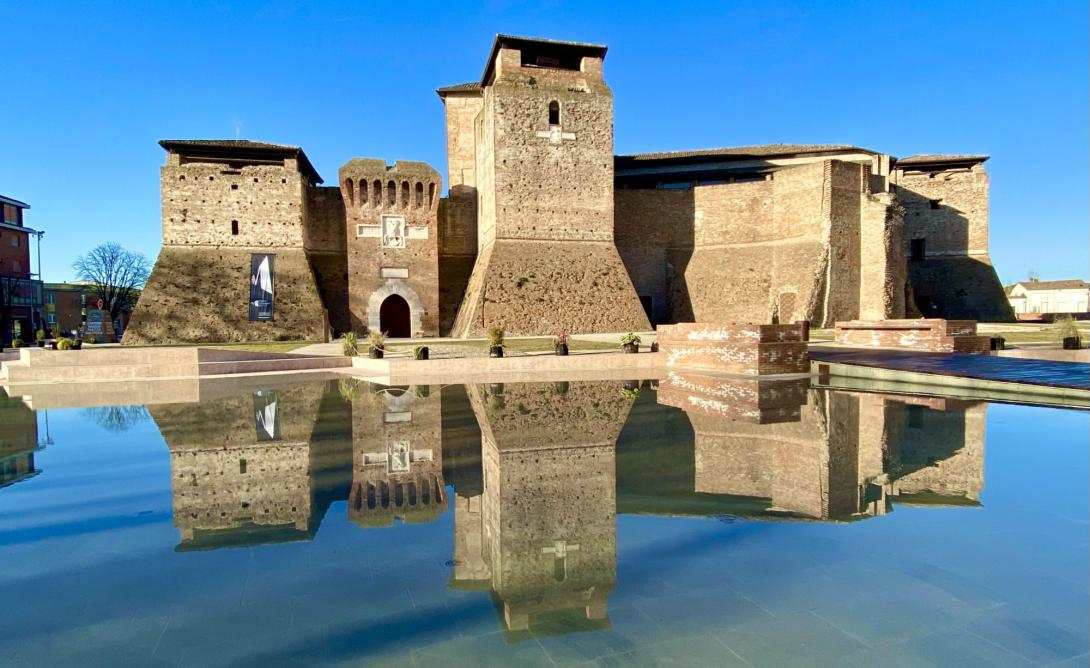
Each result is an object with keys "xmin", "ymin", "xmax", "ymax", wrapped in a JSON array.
[
  {"xmin": 621, "ymin": 333, "xmax": 641, "ymax": 354},
  {"xmin": 342, "ymin": 332, "xmax": 358, "ymax": 357},
  {"xmin": 368, "ymin": 330, "xmax": 386, "ymax": 359},
  {"xmin": 412, "ymin": 384, "xmax": 430, "ymax": 398},
  {"xmin": 35, "ymin": 330, "xmax": 46, "ymax": 348},
  {"xmin": 553, "ymin": 381, "xmax": 570, "ymax": 395},
  {"xmin": 623, "ymin": 379, "xmax": 640, "ymax": 392},
  {"xmin": 337, "ymin": 378, "xmax": 359, "ymax": 402},
  {"xmin": 553, "ymin": 330, "xmax": 569, "ymax": 356},
  {"xmin": 620, "ymin": 387, "xmax": 641, "ymax": 400},
  {"xmin": 487, "ymin": 327, "xmax": 505, "ymax": 358},
  {"xmin": 413, "ymin": 345, "xmax": 429, "ymax": 360}
]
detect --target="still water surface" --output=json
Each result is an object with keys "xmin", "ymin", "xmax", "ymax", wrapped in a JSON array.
[{"xmin": 0, "ymin": 376, "xmax": 1086, "ymax": 667}]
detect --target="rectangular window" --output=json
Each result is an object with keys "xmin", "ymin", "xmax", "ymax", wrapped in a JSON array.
[
  {"xmin": 47, "ymin": 313, "xmax": 56, "ymax": 325},
  {"xmin": 910, "ymin": 238, "xmax": 926, "ymax": 262},
  {"xmin": 11, "ymin": 234, "xmax": 18, "ymax": 247}
]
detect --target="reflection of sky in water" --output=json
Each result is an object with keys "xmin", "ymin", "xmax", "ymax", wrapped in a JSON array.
[{"xmin": 0, "ymin": 380, "xmax": 1085, "ymax": 667}]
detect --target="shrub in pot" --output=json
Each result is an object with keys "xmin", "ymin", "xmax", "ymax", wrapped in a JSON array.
[
  {"xmin": 487, "ymin": 327, "xmax": 504, "ymax": 358},
  {"xmin": 620, "ymin": 333, "xmax": 641, "ymax": 354},
  {"xmin": 12, "ymin": 338, "xmax": 25, "ymax": 349},
  {"xmin": 35, "ymin": 330, "xmax": 46, "ymax": 348},
  {"xmin": 553, "ymin": 330, "xmax": 569, "ymax": 356},
  {"xmin": 367, "ymin": 330, "xmax": 386, "ymax": 359},
  {"xmin": 57, "ymin": 338, "xmax": 74, "ymax": 351},
  {"xmin": 1052, "ymin": 315, "xmax": 1082, "ymax": 350},
  {"xmin": 342, "ymin": 332, "xmax": 359, "ymax": 357},
  {"xmin": 413, "ymin": 345, "xmax": 429, "ymax": 360}
]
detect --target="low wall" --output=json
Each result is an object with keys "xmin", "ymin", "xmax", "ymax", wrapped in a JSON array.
[
  {"xmin": 657, "ymin": 322, "xmax": 809, "ymax": 376},
  {"xmin": 835, "ymin": 319, "xmax": 990, "ymax": 354}
]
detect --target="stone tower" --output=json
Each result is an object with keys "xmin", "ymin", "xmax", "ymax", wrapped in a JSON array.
[
  {"xmin": 448, "ymin": 35, "xmax": 650, "ymax": 336},
  {"xmin": 339, "ymin": 159, "xmax": 441, "ymax": 336}
]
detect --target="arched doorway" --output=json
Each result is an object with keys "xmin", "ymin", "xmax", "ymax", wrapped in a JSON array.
[{"xmin": 379, "ymin": 294, "xmax": 411, "ymax": 337}]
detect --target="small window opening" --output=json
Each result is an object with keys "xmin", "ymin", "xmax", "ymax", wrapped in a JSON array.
[
  {"xmin": 231, "ymin": 184, "xmax": 238, "ymax": 190},
  {"xmin": 415, "ymin": 182, "xmax": 424, "ymax": 208},
  {"xmin": 231, "ymin": 220, "xmax": 239, "ymax": 235},
  {"xmin": 239, "ymin": 458, "xmax": 247, "ymax": 473},
  {"xmin": 359, "ymin": 179, "xmax": 368, "ymax": 206},
  {"xmin": 910, "ymin": 238, "xmax": 926, "ymax": 262},
  {"xmin": 345, "ymin": 179, "xmax": 354, "ymax": 206},
  {"xmin": 387, "ymin": 180, "xmax": 396, "ymax": 206},
  {"xmin": 548, "ymin": 101, "xmax": 560, "ymax": 126},
  {"xmin": 428, "ymin": 182, "xmax": 436, "ymax": 207},
  {"xmin": 401, "ymin": 181, "xmax": 410, "ymax": 208},
  {"xmin": 373, "ymin": 180, "xmax": 382, "ymax": 208}
]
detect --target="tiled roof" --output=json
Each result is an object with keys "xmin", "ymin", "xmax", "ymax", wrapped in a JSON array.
[
  {"xmin": 436, "ymin": 82, "xmax": 482, "ymax": 97},
  {"xmin": 895, "ymin": 154, "xmax": 989, "ymax": 166},
  {"xmin": 158, "ymin": 139, "xmax": 323, "ymax": 183},
  {"xmin": 1012, "ymin": 279, "xmax": 1090, "ymax": 292},
  {"xmin": 616, "ymin": 144, "xmax": 877, "ymax": 165}
]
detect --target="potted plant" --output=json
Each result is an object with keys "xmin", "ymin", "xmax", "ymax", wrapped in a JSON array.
[
  {"xmin": 12, "ymin": 338, "xmax": 24, "ymax": 349},
  {"xmin": 57, "ymin": 338, "xmax": 74, "ymax": 351},
  {"xmin": 1053, "ymin": 315, "xmax": 1082, "ymax": 350},
  {"xmin": 487, "ymin": 327, "xmax": 505, "ymax": 358},
  {"xmin": 35, "ymin": 330, "xmax": 46, "ymax": 348},
  {"xmin": 73, "ymin": 338, "xmax": 82, "ymax": 350},
  {"xmin": 367, "ymin": 330, "xmax": 386, "ymax": 359},
  {"xmin": 623, "ymin": 379, "xmax": 640, "ymax": 392},
  {"xmin": 553, "ymin": 330, "xmax": 570, "ymax": 356},
  {"xmin": 412, "ymin": 384, "xmax": 430, "ymax": 398},
  {"xmin": 342, "ymin": 332, "xmax": 359, "ymax": 357},
  {"xmin": 621, "ymin": 333, "xmax": 641, "ymax": 354},
  {"xmin": 413, "ymin": 345, "xmax": 429, "ymax": 360}
]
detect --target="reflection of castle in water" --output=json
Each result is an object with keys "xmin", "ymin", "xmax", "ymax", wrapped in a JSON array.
[
  {"xmin": 147, "ymin": 374, "xmax": 987, "ymax": 633},
  {"xmin": 645, "ymin": 371, "xmax": 986, "ymax": 520}
]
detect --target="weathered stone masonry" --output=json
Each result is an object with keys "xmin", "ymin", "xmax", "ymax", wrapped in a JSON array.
[{"xmin": 126, "ymin": 35, "xmax": 1008, "ymax": 344}]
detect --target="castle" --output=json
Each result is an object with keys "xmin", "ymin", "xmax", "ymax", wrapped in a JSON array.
[{"xmin": 125, "ymin": 34, "xmax": 1011, "ymax": 344}]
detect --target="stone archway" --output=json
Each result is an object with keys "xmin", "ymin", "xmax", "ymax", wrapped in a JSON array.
[
  {"xmin": 367, "ymin": 279, "xmax": 423, "ymax": 337},
  {"xmin": 380, "ymin": 295, "xmax": 412, "ymax": 337}
]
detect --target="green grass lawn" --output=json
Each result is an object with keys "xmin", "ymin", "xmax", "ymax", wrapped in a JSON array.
[
  {"xmin": 199, "ymin": 341, "xmax": 312, "ymax": 353},
  {"xmin": 385, "ymin": 337, "xmax": 619, "ymax": 356}
]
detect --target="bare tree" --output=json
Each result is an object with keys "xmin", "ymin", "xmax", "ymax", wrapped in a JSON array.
[{"xmin": 72, "ymin": 243, "xmax": 152, "ymax": 321}]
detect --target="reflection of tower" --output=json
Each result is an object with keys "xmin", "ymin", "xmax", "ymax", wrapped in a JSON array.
[
  {"xmin": 348, "ymin": 385, "xmax": 446, "ymax": 527},
  {"xmin": 152, "ymin": 383, "xmax": 327, "ymax": 549},
  {"xmin": 465, "ymin": 381, "xmax": 634, "ymax": 634},
  {"xmin": 0, "ymin": 393, "xmax": 41, "ymax": 488},
  {"xmin": 654, "ymin": 372, "xmax": 987, "ymax": 521}
]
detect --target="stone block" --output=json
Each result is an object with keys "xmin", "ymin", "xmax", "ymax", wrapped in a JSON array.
[{"xmin": 657, "ymin": 322, "xmax": 810, "ymax": 376}]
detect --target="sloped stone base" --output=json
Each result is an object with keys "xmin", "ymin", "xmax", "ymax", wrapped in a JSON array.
[
  {"xmin": 909, "ymin": 256, "xmax": 1015, "ymax": 322},
  {"xmin": 124, "ymin": 247, "xmax": 328, "ymax": 345},
  {"xmin": 451, "ymin": 241, "xmax": 650, "ymax": 337}
]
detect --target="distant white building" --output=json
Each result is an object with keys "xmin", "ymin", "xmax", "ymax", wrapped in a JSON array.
[{"xmin": 1006, "ymin": 279, "xmax": 1090, "ymax": 316}]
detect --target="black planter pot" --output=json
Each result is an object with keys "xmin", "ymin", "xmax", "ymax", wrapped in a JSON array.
[
  {"xmin": 414, "ymin": 346, "xmax": 429, "ymax": 360},
  {"xmin": 649, "ymin": 342, "xmax": 659, "ymax": 352},
  {"xmin": 623, "ymin": 380, "xmax": 640, "ymax": 391},
  {"xmin": 623, "ymin": 343, "xmax": 639, "ymax": 354},
  {"xmin": 554, "ymin": 343, "xmax": 569, "ymax": 356},
  {"xmin": 50, "ymin": 341, "xmax": 58, "ymax": 350},
  {"xmin": 74, "ymin": 342, "xmax": 82, "ymax": 350},
  {"xmin": 37, "ymin": 341, "xmax": 45, "ymax": 348},
  {"xmin": 369, "ymin": 347, "xmax": 384, "ymax": 359},
  {"xmin": 990, "ymin": 336, "xmax": 1005, "ymax": 351},
  {"xmin": 489, "ymin": 345, "xmax": 504, "ymax": 358},
  {"xmin": 1063, "ymin": 336, "xmax": 1081, "ymax": 350}
]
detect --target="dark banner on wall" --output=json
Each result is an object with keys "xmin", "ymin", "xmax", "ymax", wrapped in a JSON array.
[{"xmin": 249, "ymin": 253, "xmax": 275, "ymax": 321}]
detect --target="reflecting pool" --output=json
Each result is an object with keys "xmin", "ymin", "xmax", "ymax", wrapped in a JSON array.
[{"xmin": 0, "ymin": 374, "xmax": 1086, "ymax": 666}]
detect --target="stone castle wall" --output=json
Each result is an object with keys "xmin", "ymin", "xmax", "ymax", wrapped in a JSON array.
[
  {"xmin": 450, "ymin": 45, "xmax": 649, "ymax": 336},
  {"xmin": 339, "ymin": 160, "xmax": 441, "ymax": 335},
  {"xmin": 616, "ymin": 159, "xmax": 901, "ymax": 327},
  {"xmin": 894, "ymin": 163, "xmax": 1012, "ymax": 320}
]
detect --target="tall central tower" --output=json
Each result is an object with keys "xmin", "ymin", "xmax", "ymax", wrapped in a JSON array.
[{"xmin": 447, "ymin": 35, "xmax": 650, "ymax": 336}]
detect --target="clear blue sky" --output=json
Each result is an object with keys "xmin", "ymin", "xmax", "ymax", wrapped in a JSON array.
[{"xmin": 2, "ymin": 1, "xmax": 1086, "ymax": 285}]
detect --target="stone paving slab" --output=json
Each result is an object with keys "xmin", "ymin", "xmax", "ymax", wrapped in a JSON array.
[{"xmin": 811, "ymin": 347, "xmax": 1090, "ymax": 391}]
